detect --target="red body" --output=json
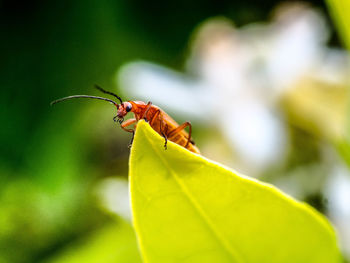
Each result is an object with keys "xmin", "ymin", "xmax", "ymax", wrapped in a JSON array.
[
  {"xmin": 118, "ymin": 101, "xmax": 200, "ymax": 154},
  {"xmin": 51, "ymin": 86, "xmax": 199, "ymax": 154}
]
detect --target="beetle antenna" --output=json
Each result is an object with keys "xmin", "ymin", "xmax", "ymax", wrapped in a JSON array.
[
  {"xmin": 50, "ymin": 95, "xmax": 119, "ymax": 107},
  {"xmin": 94, "ymin": 85, "xmax": 123, "ymax": 104}
]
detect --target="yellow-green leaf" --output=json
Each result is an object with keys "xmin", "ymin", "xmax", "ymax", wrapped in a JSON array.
[
  {"xmin": 130, "ymin": 120, "xmax": 341, "ymax": 263},
  {"xmin": 326, "ymin": 0, "xmax": 350, "ymax": 49}
]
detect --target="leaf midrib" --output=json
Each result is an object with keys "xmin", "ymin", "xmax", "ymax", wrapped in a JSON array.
[{"xmin": 143, "ymin": 129, "xmax": 245, "ymax": 263}]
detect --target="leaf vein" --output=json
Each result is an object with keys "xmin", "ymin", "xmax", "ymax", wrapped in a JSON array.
[{"xmin": 143, "ymin": 129, "xmax": 245, "ymax": 263}]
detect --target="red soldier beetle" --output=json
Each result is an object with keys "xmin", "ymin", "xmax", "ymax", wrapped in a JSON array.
[{"xmin": 51, "ymin": 85, "xmax": 200, "ymax": 154}]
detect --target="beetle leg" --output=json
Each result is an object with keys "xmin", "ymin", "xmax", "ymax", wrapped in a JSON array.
[
  {"xmin": 121, "ymin": 118, "xmax": 137, "ymax": 147},
  {"xmin": 158, "ymin": 111, "xmax": 168, "ymax": 150},
  {"xmin": 121, "ymin": 118, "xmax": 137, "ymax": 132},
  {"xmin": 160, "ymin": 124, "xmax": 168, "ymax": 150},
  {"xmin": 150, "ymin": 109, "xmax": 167, "ymax": 150},
  {"xmin": 167, "ymin": 122, "xmax": 192, "ymax": 147},
  {"xmin": 128, "ymin": 130, "xmax": 135, "ymax": 148},
  {"xmin": 150, "ymin": 109, "xmax": 160, "ymax": 126},
  {"xmin": 162, "ymin": 132, "xmax": 168, "ymax": 149},
  {"xmin": 141, "ymin": 101, "xmax": 152, "ymax": 122}
]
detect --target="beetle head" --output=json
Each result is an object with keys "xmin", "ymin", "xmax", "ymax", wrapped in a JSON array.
[{"xmin": 117, "ymin": 102, "xmax": 132, "ymax": 120}]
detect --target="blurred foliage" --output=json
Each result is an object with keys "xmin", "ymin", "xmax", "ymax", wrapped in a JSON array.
[
  {"xmin": 283, "ymin": 78, "xmax": 348, "ymax": 141},
  {"xmin": 326, "ymin": 0, "xmax": 350, "ymax": 48},
  {"xmin": 0, "ymin": 0, "xmax": 348, "ymax": 262},
  {"xmin": 44, "ymin": 220, "xmax": 141, "ymax": 263},
  {"xmin": 326, "ymin": 0, "xmax": 350, "ymax": 170}
]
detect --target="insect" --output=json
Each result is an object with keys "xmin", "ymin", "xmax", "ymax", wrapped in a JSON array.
[{"xmin": 51, "ymin": 85, "xmax": 200, "ymax": 154}]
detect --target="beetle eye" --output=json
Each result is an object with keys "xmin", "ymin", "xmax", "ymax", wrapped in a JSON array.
[{"xmin": 126, "ymin": 104, "xmax": 132, "ymax": 112}]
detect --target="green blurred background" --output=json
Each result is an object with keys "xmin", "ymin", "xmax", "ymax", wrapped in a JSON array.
[{"xmin": 1, "ymin": 0, "xmax": 350, "ymax": 262}]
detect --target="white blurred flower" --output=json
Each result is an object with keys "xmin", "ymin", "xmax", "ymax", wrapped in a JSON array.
[
  {"xmin": 117, "ymin": 3, "xmax": 346, "ymax": 174},
  {"xmin": 95, "ymin": 177, "xmax": 131, "ymax": 221}
]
